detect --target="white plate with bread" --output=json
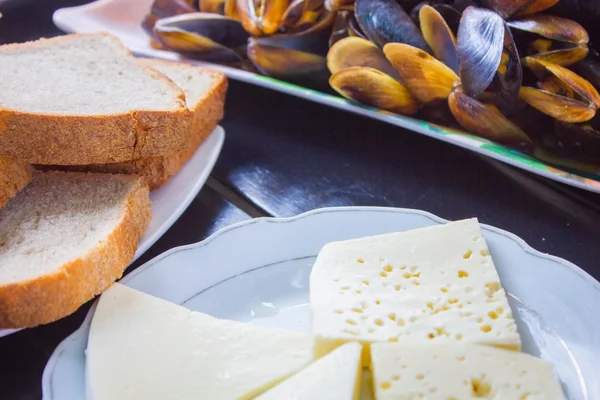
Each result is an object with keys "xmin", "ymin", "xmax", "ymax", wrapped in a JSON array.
[
  {"xmin": 0, "ymin": 33, "xmax": 228, "ymax": 337},
  {"xmin": 42, "ymin": 207, "xmax": 600, "ymax": 399}
]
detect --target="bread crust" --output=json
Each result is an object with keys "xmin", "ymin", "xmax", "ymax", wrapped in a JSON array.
[
  {"xmin": 0, "ymin": 175, "xmax": 152, "ymax": 329},
  {"xmin": 38, "ymin": 62, "xmax": 228, "ymax": 190},
  {"xmin": 0, "ymin": 156, "xmax": 31, "ymax": 209},
  {"xmin": 0, "ymin": 33, "xmax": 194, "ymax": 165}
]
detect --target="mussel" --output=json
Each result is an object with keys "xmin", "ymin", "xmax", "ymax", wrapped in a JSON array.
[
  {"xmin": 247, "ymin": 8, "xmax": 336, "ymax": 87},
  {"xmin": 142, "ymin": 0, "xmax": 198, "ymax": 45},
  {"xmin": 153, "ymin": 13, "xmax": 250, "ymax": 63},
  {"xmin": 383, "ymin": 5, "xmax": 532, "ymax": 148},
  {"xmin": 143, "ymin": 0, "xmax": 600, "ymax": 166},
  {"xmin": 354, "ymin": 0, "xmax": 430, "ymax": 51},
  {"xmin": 527, "ymin": 114, "xmax": 600, "ymax": 168},
  {"xmin": 507, "ymin": 14, "xmax": 589, "ymax": 67},
  {"xmin": 519, "ymin": 57, "xmax": 600, "ymax": 123},
  {"xmin": 327, "ymin": 37, "xmax": 421, "ymax": 114}
]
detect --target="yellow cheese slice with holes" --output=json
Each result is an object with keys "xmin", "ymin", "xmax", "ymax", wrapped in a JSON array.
[
  {"xmin": 86, "ymin": 283, "xmax": 315, "ymax": 400},
  {"xmin": 370, "ymin": 342, "xmax": 566, "ymax": 399},
  {"xmin": 255, "ymin": 342, "xmax": 362, "ymax": 400},
  {"xmin": 309, "ymin": 218, "xmax": 521, "ymax": 365}
]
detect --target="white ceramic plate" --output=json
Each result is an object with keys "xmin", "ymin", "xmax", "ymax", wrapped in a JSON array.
[
  {"xmin": 52, "ymin": 0, "xmax": 600, "ymax": 194},
  {"xmin": 0, "ymin": 125, "xmax": 225, "ymax": 339},
  {"xmin": 42, "ymin": 206, "xmax": 600, "ymax": 400}
]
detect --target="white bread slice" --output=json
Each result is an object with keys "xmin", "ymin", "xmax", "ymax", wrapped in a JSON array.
[
  {"xmin": 0, "ymin": 156, "xmax": 31, "ymax": 209},
  {"xmin": 39, "ymin": 60, "xmax": 228, "ymax": 190},
  {"xmin": 0, "ymin": 33, "xmax": 193, "ymax": 165},
  {"xmin": 87, "ymin": 283, "xmax": 315, "ymax": 400},
  {"xmin": 0, "ymin": 171, "xmax": 151, "ymax": 329}
]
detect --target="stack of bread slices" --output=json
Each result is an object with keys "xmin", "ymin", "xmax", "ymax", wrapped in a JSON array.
[{"xmin": 0, "ymin": 32, "xmax": 227, "ymax": 329}]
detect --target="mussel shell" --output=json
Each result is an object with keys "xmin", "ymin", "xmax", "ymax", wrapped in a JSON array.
[
  {"xmin": 327, "ymin": 37, "xmax": 401, "ymax": 80},
  {"xmin": 507, "ymin": 14, "xmax": 589, "ymax": 46},
  {"xmin": 329, "ymin": 10, "xmax": 351, "ymax": 47},
  {"xmin": 573, "ymin": 60, "xmax": 600, "ymax": 91},
  {"xmin": 198, "ymin": 0, "xmax": 239, "ymax": 17},
  {"xmin": 281, "ymin": 0, "xmax": 326, "ymax": 31},
  {"xmin": 199, "ymin": 0, "xmax": 226, "ymax": 13},
  {"xmin": 383, "ymin": 42, "xmax": 459, "ymax": 104},
  {"xmin": 256, "ymin": 29, "xmax": 331, "ymax": 57},
  {"xmin": 153, "ymin": 13, "xmax": 250, "ymax": 62},
  {"xmin": 236, "ymin": 0, "xmax": 291, "ymax": 36},
  {"xmin": 247, "ymin": 40, "xmax": 330, "ymax": 87},
  {"xmin": 282, "ymin": 0, "xmax": 309, "ymax": 27},
  {"xmin": 224, "ymin": 0, "xmax": 239, "ymax": 19},
  {"xmin": 330, "ymin": 66, "xmax": 421, "ymax": 115},
  {"xmin": 519, "ymin": 86, "xmax": 596, "ymax": 123},
  {"xmin": 479, "ymin": 0, "xmax": 559, "ymax": 19},
  {"xmin": 419, "ymin": 5, "xmax": 458, "ymax": 73},
  {"xmin": 547, "ymin": 118, "xmax": 600, "ymax": 163},
  {"xmin": 325, "ymin": 0, "xmax": 354, "ymax": 12},
  {"xmin": 148, "ymin": 0, "xmax": 197, "ymax": 18},
  {"xmin": 410, "ymin": 2, "xmax": 462, "ymax": 34},
  {"xmin": 457, "ymin": 7, "xmax": 505, "ymax": 97},
  {"xmin": 432, "ymin": 4, "xmax": 462, "ymax": 34},
  {"xmin": 355, "ymin": 0, "xmax": 430, "ymax": 51},
  {"xmin": 525, "ymin": 57, "xmax": 600, "ymax": 108},
  {"xmin": 254, "ymin": 10, "xmax": 334, "ymax": 56},
  {"xmin": 448, "ymin": 89, "xmax": 533, "ymax": 149},
  {"xmin": 491, "ymin": 25, "xmax": 522, "ymax": 112},
  {"xmin": 529, "ymin": 116, "xmax": 600, "ymax": 165},
  {"xmin": 348, "ymin": 14, "xmax": 366, "ymax": 39},
  {"xmin": 529, "ymin": 47, "xmax": 589, "ymax": 67},
  {"xmin": 142, "ymin": 0, "xmax": 197, "ymax": 37},
  {"xmin": 538, "ymin": 76, "xmax": 574, "ymax": 98}
]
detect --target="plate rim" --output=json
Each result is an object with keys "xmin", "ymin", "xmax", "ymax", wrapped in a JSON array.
[
  {"xmin": 51, "ymin": 0, "xmax": 600, "ymax": 195},
  {"xmin": 41, "ymin": 205, "xmax": 600, "ymax": 398},
  {"xmin": 0, "ymin": 125, "xmax": 225, "ymax": 339}
]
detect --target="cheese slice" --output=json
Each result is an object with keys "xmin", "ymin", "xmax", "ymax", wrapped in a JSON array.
[
  {"xmin": 255, "ymin": 342, "xmax": 363, "ymax": 400},
  {"xmin": 86, "ymin": 283, "xmax": 314, "ymax": 400},
  {"xmin": 309, "ymin": 218, "xmax": 521, "ymax": 364},
  {"xmin": 370, "ymin": 342, "xmax": 566, "ymax": 399}
]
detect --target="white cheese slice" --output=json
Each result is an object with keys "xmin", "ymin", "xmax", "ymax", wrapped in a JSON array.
[
  {"xmin": 255, "ymin": 342, "xmax": 363, "ymax": 400},
  {"xmin": 309, "ymin": 218, "xmax": 521, "ymax": 364},
  {"xmin": 370, "ymin": 342, "xmax": 566, "ymax": 399},
  {"xmin": 86, "ymin": 283, "xmax": 314, "ymax": 400}
]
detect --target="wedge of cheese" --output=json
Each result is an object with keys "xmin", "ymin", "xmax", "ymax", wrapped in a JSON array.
[
  {"xmin": 86, "ymin": 283, "xmax": 314, "ymax": 400},
  {"xmin": 309, "ymin": 218, "xmax": 521, "ymax": 364},
  {"xmin": 370, "ymin": 342, "xmax": 566, "ymax": 399},
  {"xmin": 256, "ymin": 342, "xmax": 363, "ymax": 400}
]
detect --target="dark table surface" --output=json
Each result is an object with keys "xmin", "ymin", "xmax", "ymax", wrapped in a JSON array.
[{"xmin": 1, "ymin": 0, "xmax": 600, "ymax": 398}]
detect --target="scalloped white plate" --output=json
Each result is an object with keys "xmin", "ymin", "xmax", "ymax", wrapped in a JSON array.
[
  {"xmin": 0, "ymin": 125, "xmax": 225, "ymax": 339},
  {"xmin": 42, "ymin": 207, "xmax": 600, "ymax": 399}
]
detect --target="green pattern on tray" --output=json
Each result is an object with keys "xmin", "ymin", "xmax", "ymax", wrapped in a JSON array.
[{"xmin": 252, "ymin": 72, "xmax": 600, "ymax": 192}]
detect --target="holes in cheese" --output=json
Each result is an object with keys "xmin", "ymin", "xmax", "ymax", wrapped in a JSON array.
[
  {"xmin": 370, "ymin": 343, "xmax": 565, "ymax": 399},
  {"xmin": 309, "ymin": 218, "xmax": 522, "ymax": 364}
]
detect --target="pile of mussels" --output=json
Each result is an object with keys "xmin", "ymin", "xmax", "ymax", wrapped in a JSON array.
[{"xmin": 143, "ymin": 0, "xmax": 600, "ymax": 169}]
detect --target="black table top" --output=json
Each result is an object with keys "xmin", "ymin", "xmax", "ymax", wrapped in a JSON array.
[{"xmin": 1, "ymin": 0, "xmax": 600, "ymax": 398}]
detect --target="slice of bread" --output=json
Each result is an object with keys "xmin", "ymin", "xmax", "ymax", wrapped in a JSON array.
[
  {"xmin": 0, "ymin": 33, "xmax": 193, "ymax": 165},
  {"xmin": 0, "ymin": 156, "xmax": 32, "ymax": 209},
  {"xmin": 0, "ymin": 171, "xmax": 151, "ymax": 329},
  {"xmin": 39, "ymin": 60, "xmax": 228, "ymax": 190}
]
